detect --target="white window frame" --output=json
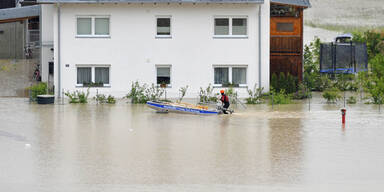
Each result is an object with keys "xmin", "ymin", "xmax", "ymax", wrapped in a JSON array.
[
  {"xmin": 155, "ymin": 65, "xmax": 172, "ymax": 87},
  {"xmin": 213, "ymin": 16, "xmax": 248, "ymax": 38},
  {"xmin": 76, "ymin": 15, "xmax": 110, "ymax": 38},
  {"xmin": 76, "ymin": 65, "xmax": 111, "ymax": 87},
  {"xmin": 155, "ymin": 15, "xmax": 172, "ymax": 38},
  {"xmin": 213, "ymin": 65, "xmax": 247, "ymax": 87}
]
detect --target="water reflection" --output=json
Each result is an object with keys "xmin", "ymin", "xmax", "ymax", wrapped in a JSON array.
[{"xmin": 268, "ymin": 117, "xmax": 303, "ymax": 184}]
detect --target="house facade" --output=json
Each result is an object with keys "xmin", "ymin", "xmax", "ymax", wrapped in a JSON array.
[{"xmin": 37, "ymin": 0, "xmax": 271, "ymax": 98}]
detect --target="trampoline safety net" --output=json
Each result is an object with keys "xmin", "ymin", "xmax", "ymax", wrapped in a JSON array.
[{"xmin": 320, "ymin": 42, "xmax": 368, "ymax": 74}]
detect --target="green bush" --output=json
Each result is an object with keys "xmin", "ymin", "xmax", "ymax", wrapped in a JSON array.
[
  {"xmin": 246, "ymin": 84, "xmax": 264, "ymax": 104},
  {"xmin": 126, "ymin": 81, "xmax": 147, "ymax": 103},
  {"xmin": 95, "ymin": 94, "xmax": 116, "ymax": 104},
  {"xmin": 270, "ymin": 89, "xmax": 292, "ymax": 105},
  {"xmin": 347, "ymin": 96, "xmax": 357, "ymax": 104},
  {"xmin": 27, "ymin": 82, "xmax": 48, "ymax": 100},
  {"xmin": 293, "ymin": 83, "xmax": 311, "ymax": 100},
  {"xmin": 65, "ymin": 89, "xmax": 89, "ymax": 104},
  {"xmin": 323, "ymin": 87, "xmax": 342, "ymax": 103},
  {"xmin": 78, "ymin": 90, "xmax": 89, "ymax": 103},
  {"xmin": 314, "ymin": 75, "xmax": 332, "ymax": 92},
  {"xmin": 358, "ymin": 53, "xmax": 384, "ymax": 104},
  {"xmin": 365, "ymin": 76, "xmax": 384, "ymax": 104},
  {"xmin": 332, "ymin": 74, "xmax": 359, "ymax": 92},
  {"xmin": 95, "ymin": 94, "xmax": 106, "ymax": 103},
  {"xmin": 178, "ymin": 85, "xmax": 189, "ymax": 102},
  {"xmin": 270, "ymin": 72, "xmax": 298, "ymax": 94},
  {"xmin": 126, "ymin": 81, "xmax": 164, "ymax": 104},
  {"xmin": 107, "ymin": 95, "xmax": 116, "ymax": 104},
  {"xmin": 144, "ymin": 83, "xmax": 165, "ymax": 101},
  {"xmin": 199, "ymin": 84, "xmax": 218, "ymax": 103}
]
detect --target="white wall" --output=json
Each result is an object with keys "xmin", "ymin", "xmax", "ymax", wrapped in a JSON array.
[
  {"xmin": 260, "ymin": 0, "xmax": 270, "ymax": 92},
  {"xmin": 50, "ymin": 3, "xmax": 269, "ymax": 98},
  {"xmin": 41, "ymin": 4, "xmax": 54, "ymax": 83}
]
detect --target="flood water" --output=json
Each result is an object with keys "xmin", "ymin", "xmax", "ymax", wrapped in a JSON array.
[{"xmin": 1, "ymin": 95, "xmax": 384, "ymax": 191}]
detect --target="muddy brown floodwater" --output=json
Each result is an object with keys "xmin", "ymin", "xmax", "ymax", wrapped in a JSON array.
[{"xmin": 1, "ymin": 95, "xmax": 384, "ymax": 192}]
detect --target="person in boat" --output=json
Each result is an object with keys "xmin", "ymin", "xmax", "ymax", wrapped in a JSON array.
[{"xmin": 220, "ymin": 90, "xmax": 230, "ymax": 114}]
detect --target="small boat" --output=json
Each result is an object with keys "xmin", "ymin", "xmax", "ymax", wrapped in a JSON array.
[{"xmin": 146, "ymin": 101, "xmax": 221, "ymax": 115}]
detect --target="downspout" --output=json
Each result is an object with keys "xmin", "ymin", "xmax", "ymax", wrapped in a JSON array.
[
  {"xmin": 258, "ymin": 5, "xmax": 262, "ymax": 89},
  {"xmin": 57, "ymin": 3, "xmax": 61, "ymax": 98}
]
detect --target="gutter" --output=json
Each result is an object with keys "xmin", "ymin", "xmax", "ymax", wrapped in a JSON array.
[
  {"xmin": 258, "ymin": 5, "xmax": 261, "ymax": 89},
  {"xmin": 57, "ymin": 3, "xmax": 61, "ymax": 98}
]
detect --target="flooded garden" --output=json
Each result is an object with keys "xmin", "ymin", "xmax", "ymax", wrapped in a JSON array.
[{"xmin": 1, "ymin": 94, "xmax": 384, "ymax": 191}]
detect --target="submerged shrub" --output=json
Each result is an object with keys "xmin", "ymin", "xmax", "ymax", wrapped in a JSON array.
[
  {"xmin": 126, "ymin": 81, "xmax": 164, "ymax": 104},
  {"xmin": 270, "ymin": 89, "xmax": 292, "ymax": 105},
  {"xmin": 107, "ymin": 95, "xmax": 116, "ymax": 104},
  {"xmin": 323, "ymin": 87, "xmax": 342, "ymax": 103},
  {"xmin": 126, "ymin": 81, "xmax": 147, "ymax": 103},
  {"xmin": 178, "ymin": 85, "xmax": 189, "ymax": 102},
  {"xmin": 293, "ymin": 83, "xmax": 312, "ymax": 100},
  {"xmin": 314, "ymin": 75, "xmax": 332, "ymax": 92},
  {"xmin": 144, "ymin": 83, "xmax": 164, "ymax": 101},
  {"xmin": 365, "ymin": 76, "xmax": 384, "ymax": 104},
  {"xmin": 199, "ymin": 84, "xmax": 217, "ymax": 103},
  {"xmin": 65, "ymin": 88, "xmax": 90, "ymax": 104},
  {"xmin": 246, "ymin": 84, "xmax": 264, "ymax": 104},
  {"xmin": 27, "ymin": 82, "xmax": 48, "ymax": 101},
  {"xmin": 347, "ymin": 96, "xmax": 357, "ymax": 104},
  {"xmin": 95, "ymin": 94, "xmax": 106, "ymax": 103},
  {"xmin": 95, "ymin": 94, "xmax": 116, "ymax": 104}
]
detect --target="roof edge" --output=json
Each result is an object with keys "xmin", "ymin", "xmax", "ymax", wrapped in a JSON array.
[
  {"xmin": 0, "ymin": 5, "xmax": 41, "ymax": 21},
  {"xmin": 36, "ymin": 0, "xmax": 264, "ymax": 4}
]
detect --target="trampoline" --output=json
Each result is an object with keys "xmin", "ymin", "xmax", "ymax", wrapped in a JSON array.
[{"xmin": 320, "ymin": 42, "xmax": 368, "ymax": 74}]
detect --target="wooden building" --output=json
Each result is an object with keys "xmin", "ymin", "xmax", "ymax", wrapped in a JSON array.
[
  {"xmin": 0, "ymin": 0, "xmax": 16, "ymax": 9},
  {"xmin": 270, "ymin": 0, "xmax": 310, "ymax": 81}
]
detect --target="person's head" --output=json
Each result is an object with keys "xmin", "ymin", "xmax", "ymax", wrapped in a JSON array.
[{"xmin": 220, "ymin": 90, "xmax": 225, "ymax": 95}]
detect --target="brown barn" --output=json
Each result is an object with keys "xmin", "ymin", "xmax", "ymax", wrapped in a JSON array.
[{"xmin": 270, "ymin": 0, "xmax": 311, "ymax": 81}]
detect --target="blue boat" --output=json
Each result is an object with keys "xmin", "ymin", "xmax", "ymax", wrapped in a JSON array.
[{"xmin": 146, "ymin": 101, "xmax": 220, "ymax": 115}]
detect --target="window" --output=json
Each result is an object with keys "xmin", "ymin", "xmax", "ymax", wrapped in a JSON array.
[
  {"xmin": 95, "ymin": 18, "xmax": 110, "ymax": 35},
  {"xmin": 232, "ymin": 18, "xmax": 247, "ymax": 35},
  {"xmin": 156, "ymin": 66, "xmax": 171, "ymax": 85},
  {"xmin": 77, "ymin": 18, "xmax": 92, "ymax": 35},
  {"xmin": 214, "ymin": 17, "xmax": 247, "ymax": 37},
  {"xmin": 214, "ymin": 66, "xmax": 247, "ymax": 86},
  {"xmin": 232, "ymin": 67, "xmax": 246, "ymax": 84},
  {"xmin": 214, "ymin": 68, "xmax": 229, "ymax": 84},
  {"xmin": 77, "ymin": 67, "xmax": 92, "ymax": 84},
  {"xmin": 276, "ymin": 22, "xmax": 294, "ymax": 32},
  {"xmin": 77, "ymin": 16, "xmax": 110, "ymax": 37},
  {"xmin": 214, "ymin": 18, "xmax": 229, "ymax": 35},
  {"xmin": 156, "ymin": 16, "xmax": 171, "ymax": 37},
  {"xmin": 95, "ymin": 67, "xmax": 110, "ymax": 84},
  {"xmin": 76, "ymin": 66, "xmax": 110, "ymax": 86}
]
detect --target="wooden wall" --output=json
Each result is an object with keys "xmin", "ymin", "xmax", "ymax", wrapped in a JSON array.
[{"xmin": 270, "ymin": 5, "xmax": 303, "ymax": 81}]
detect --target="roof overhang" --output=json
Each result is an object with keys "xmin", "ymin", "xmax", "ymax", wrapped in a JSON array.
[
  {"xmin": 0, "ymin": 5, "xmax": 40, "ymax": 23},
  {"xmin": 271, "ymin": 0, "xmax": 311, "ymax": 8},
  {"xmin": 36, "ymin": 0, "xmax": 264, "ymax": 4}
]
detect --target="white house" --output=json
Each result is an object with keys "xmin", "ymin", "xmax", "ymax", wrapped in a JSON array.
[{"xmin": 37, "ymin": 0, "xmax": 271, "ymax": 98}]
